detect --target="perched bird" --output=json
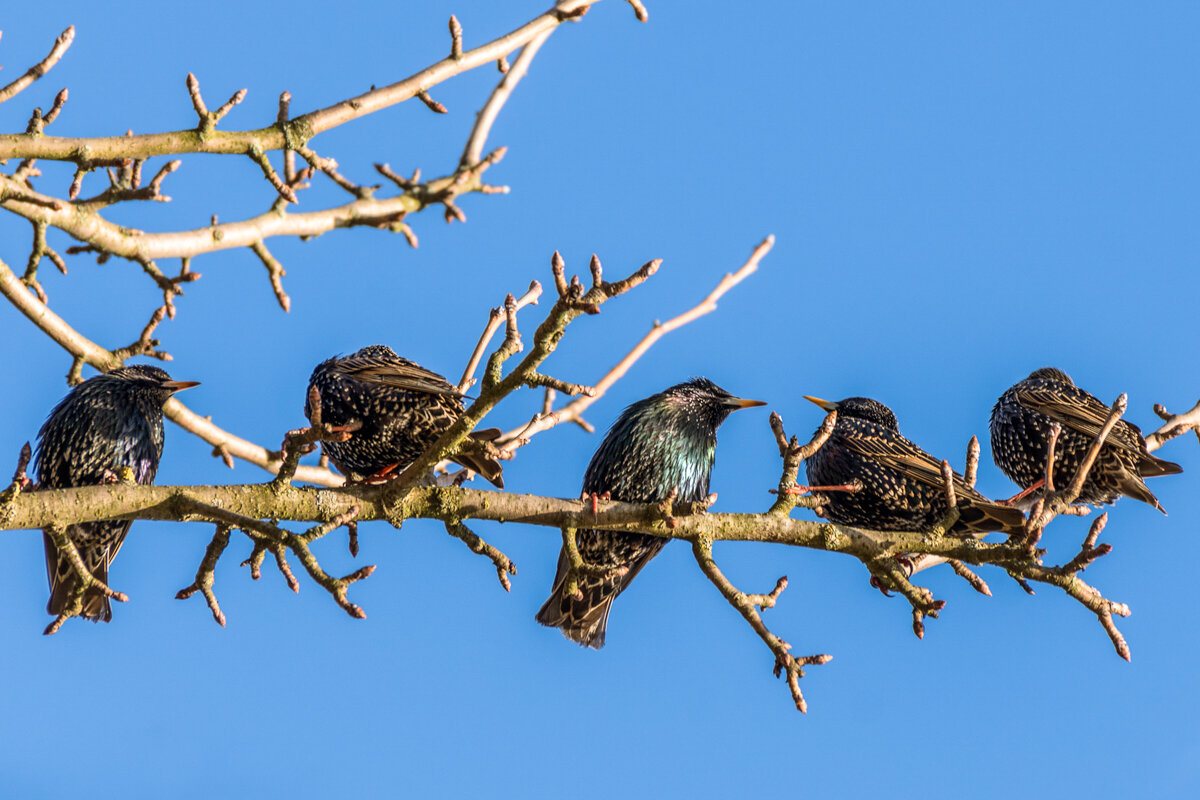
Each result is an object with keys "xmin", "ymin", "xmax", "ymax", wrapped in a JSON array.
[
  {"xmin": 306, "ymin": 345, "xmax": 504, "ymax": 487},
  {"xmin": 536, "ymin": 378, "xmax": 765, "ymax": 649},
  {"xmin": 803, "ymin": 396, "xmax": 1026, "ymax": 535},
  {"xmin": 35, "ymin": 365, "xmax": 199, "ymax": 622},
  {"xmin": 990, "ymin": 367, "xmax": 1182, "ymax": 513}
]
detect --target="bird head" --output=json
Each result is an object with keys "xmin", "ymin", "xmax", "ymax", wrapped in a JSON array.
[
  {"xmin": 658, "ymin": 377, "xmax": 766, "ymax": 431},
  {"xmin": 351, "ymin": 344, "xmax": 401, "ymax": 359},
  {"xmin": 1026, "ymin": 366, "xmax": 1073, "ymax": 385},
  {"xmin": 804, "ymin": 395, "xmax": 899, "ymax": 431},
  {"xmin": 110, "ymin": 365, "xmax": 200, "ymax": 404}
]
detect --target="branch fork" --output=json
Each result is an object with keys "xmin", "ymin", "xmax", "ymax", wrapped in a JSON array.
[{"xmin": 42, "ymin": 523, "xmax": 129, "ymax": 635}]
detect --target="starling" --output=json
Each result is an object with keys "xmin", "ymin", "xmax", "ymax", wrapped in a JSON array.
[
  {"xmin": 803, "ymin": 396, "xmax": 1026, "ymax": 535},
  {"xmin": 307, "ymin": 345, "xmax": 504, "ymax": 487},
  {"xmin": 35, "ymin": 365, "xmax": 199, "ymax": 622},
  {"xmin": 536, "ymin": 378, "xmax": 765, "ymax": 649},
  {"xmin": 990, "ymin": 367, "xmax": 1182, "ymax": 513}
]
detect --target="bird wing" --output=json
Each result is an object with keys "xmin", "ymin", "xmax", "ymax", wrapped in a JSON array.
[
  {"xmin": 334, "ymin": 354, "xmax": 463, "ymax": 397},
  {"xmin": 835, "ymin": 424, "xmax": 984, "ymax": 499},
  {"xmin": 1013, "ymin": 383, "xmax": 1147, "ymax": 455}
]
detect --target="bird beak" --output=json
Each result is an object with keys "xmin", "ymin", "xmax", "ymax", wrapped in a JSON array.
[
  {"xmin": 725, "ymin": 397, "xmax": 767, "ymax": 410},
  {"xmin": 803, "ymin": 395, "xmax": 838, "ymax": 412},
  {"xmin": 163, "ymin": 380, "xmax": 201, "ymax": 393}
]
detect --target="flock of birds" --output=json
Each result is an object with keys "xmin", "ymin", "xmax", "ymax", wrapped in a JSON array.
[{"xmin": 30, "ymin": 349, "xmax": 1181, "ymax": 640}]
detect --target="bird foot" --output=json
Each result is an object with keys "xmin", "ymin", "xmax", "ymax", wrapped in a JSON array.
[
  {"xmin": 868, "ymin": 554, "xmax": 916, "ymax": 597},
  {"xmin": 580, "ymin": 490, "xmax": 612, "ymax": 514},
  {"xmin": 99, "ymin": 467, "xmax": 136, "ymax": 485},
  {"xmin": 345, "ymin": 463, "xmax": 403, "ymax": 486}
]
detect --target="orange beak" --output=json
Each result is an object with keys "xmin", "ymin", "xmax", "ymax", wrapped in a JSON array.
[{"xmin": 163, "ymin": 380, "xmax": 201, "ymax": 393}]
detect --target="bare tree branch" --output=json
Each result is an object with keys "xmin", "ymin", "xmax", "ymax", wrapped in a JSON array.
[
  {"xmin": 0, "ymin": 26, "xmax": 74, "ymax": 105},
  {"xmin": 0, "ymin": 2, "xmax": 606, "ymax": 162}
]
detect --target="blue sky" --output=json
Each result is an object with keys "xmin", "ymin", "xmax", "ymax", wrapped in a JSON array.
[{"xmin": 2, "ymin": 2, "xmax": 1198, "ymax": 797}]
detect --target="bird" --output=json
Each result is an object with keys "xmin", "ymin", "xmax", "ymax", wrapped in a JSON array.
[
  {"xmin": 990, "ymin": 367, "xmax": 1182, "ymax": 513},
  {"xmin": 35, "ymin": 365, "xmax": 199, "ymax": 622},
  {"xmin": 536, "ymin": 378, "xmax": 765, "ymax": 649},
  {"xmin": 306, "ymin": 345, "xmax": 504, "ymax": 487},
  {"xmin": 803, "ymin": 396, "xmax": 1026, "ymax": 535}
]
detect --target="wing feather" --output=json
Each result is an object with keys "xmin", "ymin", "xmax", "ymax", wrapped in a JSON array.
[
  {"xmin": 835, "ymin": 426, "xmax": 986, "ymax": 500},
  {"xmin": 1013, "ymin": 384, "xmax": 1146, "ymax": 454},
  {"xmin": 334, "ymin": 355, "xmax": 462, "ymax": 397}
]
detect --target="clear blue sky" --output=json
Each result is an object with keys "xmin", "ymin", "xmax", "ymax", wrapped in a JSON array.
[{"xmin": 2, "ymin": 2, "xmax": 1197, "ymax": 797}]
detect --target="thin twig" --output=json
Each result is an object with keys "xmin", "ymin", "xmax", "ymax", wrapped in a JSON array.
[
  {"xmin": 457, "ymin": 280, "xmax": 543, "ymax": 392},
  {"xmin": 444, "ymin": 519, "xmax": 517, "ymax": 591},
  {"xmin": 461, "ymin": 28, "xmax": 553, "ymax": 166},
  {"xmin": 175, "ymin": 524, "xmax": 232, "ymax": 626},
  {"xmin": 0, "ymin": 26, "xmax": 75, "ymax": 104}
]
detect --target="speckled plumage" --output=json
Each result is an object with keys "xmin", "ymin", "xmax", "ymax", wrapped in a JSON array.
[
  {"xmin": 805, "ymin": 396, "xmax": 1026, "ymax": 535},
  {"xmin": 306, "ymin": 345, "xmax": 503, "ymax": 486},
  {"xmin": 536, "ymin": 378, "xmax": 764, "ymax": 649},
  {"xmin": 35, "ymin": 365, "xmax": 197, "ymax": 621},
  {"xmin": 990, "ymin": 367, "xmax": 1182, "ymax": 512}
]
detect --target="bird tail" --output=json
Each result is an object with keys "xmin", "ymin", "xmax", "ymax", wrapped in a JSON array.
[
  {"xmin": 455, "ymin": 428, "xmax": 505, "ymax": 489},
  {"xmin": 1138, "ymin": 452, "xmax": 1183, "ymax": 479},
  {"xmin": 535, "ymin": 537, "xmax": 665, "ymax": 649},
  {"xmin": 953, "ymin": 499, "xmax": 1028, "ymax": 536},
  {"xmin": 43, "ymin": 526, "xmax": 125, "ymax": 623},
  {"xmin": 1117, "ymin": 475, "xmax": 1169, "ymax": 515}
]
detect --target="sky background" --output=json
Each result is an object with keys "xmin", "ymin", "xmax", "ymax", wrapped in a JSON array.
[{"xmin": 1, "ymin": 1, "xmax": 1198, "ymax": 797}]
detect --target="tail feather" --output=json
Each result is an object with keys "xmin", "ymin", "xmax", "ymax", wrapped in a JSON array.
[
  {"xmin": 1138, "ymin": 452, "xmax": 1183, "ymax": 479},
  {"xmin": 535, "ymin": 539, "xmax": 665, "ymax": 649},
  {"xmin": 1118, "ymin": 474, "xmax": 1168, "ymax": 514},
  {"xmin": 45, "ymin": 535, "xmax": 112, "ymax": 622},
  {"xmin": 535, "ymin": 551, "xmax": 621, "ymax": 649},
  {"xmin": 456, "ymin": 428, "xmax": 505, "ymax": 488},
  {"xmin": 43, "ymin": 525, "xmax": 125, "ymax": 623},
  {"xmin": 954, "ymin": 499, "xmax": 1027, "ymax": 536}
]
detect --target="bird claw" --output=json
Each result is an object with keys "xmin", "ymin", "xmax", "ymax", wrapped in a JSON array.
[
  {"xmin": 580, "ymin": 490, "xmax": 611, "ymax": 514},
  {"xmin": 346, "ymin": 463, "xmax": 402, "ymax": 485},
  {"xmin": 868, "ymin": 554, "xmax": 915, "ymax": 597}
]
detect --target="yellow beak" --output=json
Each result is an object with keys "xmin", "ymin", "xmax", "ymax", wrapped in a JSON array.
[{"xmin": 803, "ymin": 395, "xmax": 837, "ymax": 412}]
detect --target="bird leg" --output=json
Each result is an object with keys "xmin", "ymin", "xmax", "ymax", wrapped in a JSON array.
[
  {"xmin": 349, "ymin": 462, "xmax": 403, "ymax": 485},
  {"xmin": 580, "ymin": 490, "xmax": 612, "ymax": 515},
  {"xmin": 781, "ymin": 482, "xmax": 861, "ymax": 496},
  {"xmin": 999, "ymin": 478, "xmax": 1044, "ymax": 506}
]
